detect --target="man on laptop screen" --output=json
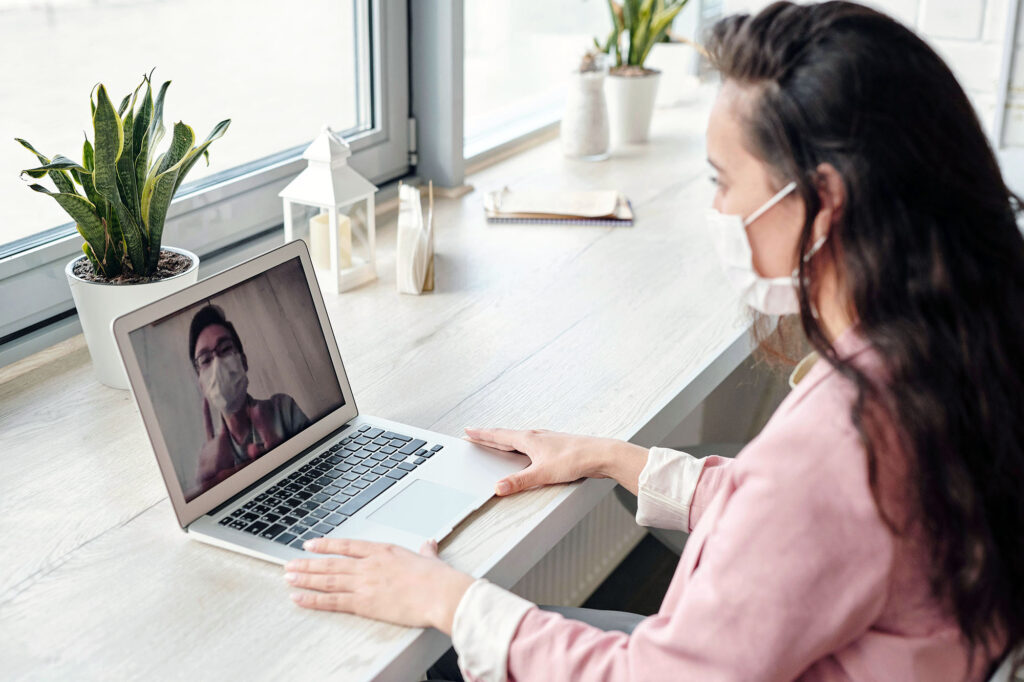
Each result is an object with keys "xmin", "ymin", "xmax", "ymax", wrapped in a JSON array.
[{"xmin": 128, "ymin": 257, "xmax": 345, "ymax": 502}]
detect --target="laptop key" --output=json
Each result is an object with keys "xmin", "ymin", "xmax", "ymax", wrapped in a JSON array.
[
  {"xmin": 358, "ymin": 424, "xmax": 370, "ymax": 432},
  {"xmin": 311, "ymin": 493, "xmax": 329, "ymax": 503},
  {"xmin": 273, "ymin": 505, "xmax": 291, "ymax": 516},
  {"xmin": 371, "ymin": 465, "xmax": 389, "ymax": 475},
  {"xmin": 431, "ymin": 444, "xmax": 444, "ymax": 452},
  {"xmin": 310, "ymin": 508, "xmax": 329, "ymax": 519},
  {"xmin": 290, "ymin": 538, "xmax": 307, "ymax": 549},
  {"xmin": 352, "ymin": 464, "xmax": 370, "ymax": 475},
  {"xmin": 386, "ymin": 469, "xmax": 409, "ymax": 480},
  {"xmin": 301, "ymin": 530, "xmax": 322, "ymax": 540},
  {"xmin": 323, "ymin": 486, "xmax": 341, "ymax": 495},
  {"xmin": 246, "ymin": 521, "xmax": 269, "ymax": 535},
  {"xmin": 229, "ymin": 519, "xmax": 248, "ymax": 530},
  {"xmin": 399, "ymin": 439, "xmax": 427, "ymax": 455},
  {"xmin": 219, "ymin": 516, "xmax": 233, "ymax": 526},
  {"xmin": 325, "ymin": 513, "xmax": 348, "ymax": 526},
  {"xmin": 381, "ymin": 446, "xmax": 398, "ymax": 455},
  {"xmin": 321, "ymin": 500, "xmax": 340, "ymax": 511},
  {"xmin": 351, "ymin": 480, "xmax": 370, "ymax": 490},
  {"xmin": 313, "ymin": 523, "xmax": 333, "ymax": 534},
  {"xmin": 397, "ymin": 462, "xmax": 416, "ymax": 471},
  {"xmin": 282, "ymin": 515, "xmax": 300, "ymax": 526},
  {"xmin": 364, "ymin": 428, "xmax": 383, "ymax": 438},
  {"xmin": 300, "ymin": 501, "xmax": 318, "ymax": 511},
  {"xmin": 384, "ymin": 431, "xmax": 411, "ymax": 442},
  {"xmin": 342, "ymin": 472, "xmax": 359, "ymax": 482},
  {"xmin": 414, "ymin": 457, "xmax": 426, "ymax": 465},
  {"xmin": 275, "ymin": 532, "xmax": 298, "ymax": 546},
  {"xmin": 338, "ymin": 477, "xmax": 396, "ymax": 516}
]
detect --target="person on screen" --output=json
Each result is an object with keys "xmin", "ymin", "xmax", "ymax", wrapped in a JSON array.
[{"xmin": 189, "ymin": 305, "xmax": 310, "ymax": 490}]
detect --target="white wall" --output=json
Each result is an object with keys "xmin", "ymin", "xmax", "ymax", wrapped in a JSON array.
[{"xmin": 718, "ymin": 0, "xmax": 1024, "ymax": 192}]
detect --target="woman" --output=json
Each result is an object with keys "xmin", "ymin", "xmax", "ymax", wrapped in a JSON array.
[{"xmin": 281, "ymin": 2, "xmax": 1024, "ymax": 680}]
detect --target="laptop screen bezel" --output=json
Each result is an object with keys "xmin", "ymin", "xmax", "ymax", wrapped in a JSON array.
[{"xmin": 112, "ymin": 240, "xmax": 359, "ymax": 528}]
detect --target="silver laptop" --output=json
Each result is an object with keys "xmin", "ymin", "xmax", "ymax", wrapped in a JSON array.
[{"xmin": 112, "ymin": 240, "xmax": 525, "ymax": 563}]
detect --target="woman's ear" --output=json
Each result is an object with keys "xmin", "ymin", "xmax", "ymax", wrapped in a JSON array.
[{"xmin": 813, "ymin": 163, "xmax": 846, "ymax": 242}]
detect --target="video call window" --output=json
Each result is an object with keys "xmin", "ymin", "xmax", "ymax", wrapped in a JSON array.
[{"xmin": 129, "ymin": 258, "xmax": 345, "ymax": 501}]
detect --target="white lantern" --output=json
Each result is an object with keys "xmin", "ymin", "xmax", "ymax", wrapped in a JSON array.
[{"xmin": 279, "ymin": 125, "xmax": 378, "ymax": 294}]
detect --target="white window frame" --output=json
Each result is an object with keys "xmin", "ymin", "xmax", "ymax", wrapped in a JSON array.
[{"xmin": 0, "ymin": 0, "xmax": 409, "ymax": 356}]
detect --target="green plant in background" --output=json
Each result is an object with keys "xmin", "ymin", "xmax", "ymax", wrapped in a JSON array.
[
  {"xmin": 17, "ymin": 71, "xmax": 230, "ymax": 279},
  {"xmin": 596, "ymin": 0, "xmax": 689, "ymax": 69}
]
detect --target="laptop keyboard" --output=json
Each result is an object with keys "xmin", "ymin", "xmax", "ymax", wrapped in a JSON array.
[{"xmin": 216, "ymin": 424, "xmax": 443, "ymax": 550}]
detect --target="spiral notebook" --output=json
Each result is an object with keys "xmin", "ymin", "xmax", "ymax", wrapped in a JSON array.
[{"xmin": 483, "ymin": 187, "xmax": 634, "ymax": 226}]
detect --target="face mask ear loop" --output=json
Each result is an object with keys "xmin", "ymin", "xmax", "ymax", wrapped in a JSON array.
[{"xmin": 742, "ymin": 181, "xmax": 798, "ymax": 227}]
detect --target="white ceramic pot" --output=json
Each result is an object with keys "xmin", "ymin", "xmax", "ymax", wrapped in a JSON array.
[
  {"xmin": 66, "ymin": 246, "xmax": 199, "ymax": 389},
  {"xmin": 561, "ymin": 70, "xmax": 610, "ymax": 161},
  {"xmin": 605, "ymin": 70, "xmax": 661, "ymax": 145}
]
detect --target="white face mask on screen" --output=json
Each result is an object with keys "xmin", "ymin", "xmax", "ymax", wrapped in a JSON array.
[
  {"xmin": 705, "ymin": 180, "xmax": 826, "ymax": 315},
  {"xmin": 201, "ymin": 352, "xmax": 249, "ymax": 416}
]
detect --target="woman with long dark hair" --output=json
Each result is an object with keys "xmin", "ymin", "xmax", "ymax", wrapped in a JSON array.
[{"xmin": 281, "ymin": 2, "xmax": 1024, "ymax": 679}]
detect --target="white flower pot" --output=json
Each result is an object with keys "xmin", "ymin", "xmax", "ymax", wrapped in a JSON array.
[
  {"xmin": 65, "ymin": 246, "xmax": 200, "ymax": 389},
  {"xmin": 605, "ymin": 70, "xmax": 661, "ymax": 145},
  {"xmin": 561, "ymin": 70, "xmax": 610, "ymax": 161}
]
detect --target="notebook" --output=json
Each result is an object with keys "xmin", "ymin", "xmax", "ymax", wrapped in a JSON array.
[{"xmin": 483, "ymin": 187, "xmax": 634, "ymax": 226}]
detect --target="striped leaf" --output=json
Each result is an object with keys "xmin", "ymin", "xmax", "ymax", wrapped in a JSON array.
[
  {"xmin": 148, "ymin": 80, "xmax": 171, "ymax": 152},
  {"xmin": 92, "ymin": 84, "xmax": 124, "ymax": 206},
  {"xmin": 83, "ymin": 135, "xmax": 94, "ymax": 172},
  {"xmin": 133, "ymin": 77, "xmax": 153, "ymax": 194},
  {"xmin": 28, "ymin": 184, "xmax": 107, "ymax": 271}
]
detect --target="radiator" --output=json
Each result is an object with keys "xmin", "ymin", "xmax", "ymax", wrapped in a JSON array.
[{"xmin": 510, "ymin": 490, "xmax": 647, "ymax": 607}]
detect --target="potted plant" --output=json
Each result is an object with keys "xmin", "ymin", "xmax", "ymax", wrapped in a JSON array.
[
  {"xmin": 597, "ymin": 0, "xmax": 689, "ymax": 144},
  {"xmin": 17, "ymin": 71, "xmax": 230, "ymax": 389}
]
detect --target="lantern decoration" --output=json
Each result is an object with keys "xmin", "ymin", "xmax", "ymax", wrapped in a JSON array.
[{"xmin": 279, "ymin": 125, "xmax": 378, "ymax": 294}]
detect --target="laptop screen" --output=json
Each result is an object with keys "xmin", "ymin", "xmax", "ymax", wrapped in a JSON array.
[{"xmin": 128, "ymin": 256, "xmax": 346, "ymax": 502}]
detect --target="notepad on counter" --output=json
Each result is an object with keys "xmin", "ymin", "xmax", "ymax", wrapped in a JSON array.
[{"xmin": 483, "ymin": 187, "xmax": 634, "ymax": 226}]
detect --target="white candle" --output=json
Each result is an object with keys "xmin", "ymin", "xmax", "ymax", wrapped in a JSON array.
[{"xmin": 309, "ymin": 211, "xmax": 352, "ymax": 270}]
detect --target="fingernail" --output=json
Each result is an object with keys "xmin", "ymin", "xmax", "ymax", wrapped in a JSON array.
[
  {"xmin": 303, "ymin": 539, "xmax": 317, "ymax": 550},
  {"xmin": 496, "ymin": 481, "xmax": 510, "ymax": 495},
  {"xmin": 464, "ymin": 426, "xmax": 477, "ymax": 433},
  {"xmin": 290, "ymin": 592, "xmax": 305, "ymax": 603},
  {"xmin": 284, "ymin": 572, "xmax": 297, "ymax": 583}
]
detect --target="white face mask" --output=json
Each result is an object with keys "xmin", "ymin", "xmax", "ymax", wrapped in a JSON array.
[
  {"xmin": 200, "ymin": 351, "xmax": 249, "ymax": 416},
  {"xmin": 706, "ymin": 180, "xmax": 827, "ymax": 315}
]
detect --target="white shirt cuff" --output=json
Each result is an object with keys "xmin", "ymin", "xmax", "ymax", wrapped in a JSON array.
[
  {"xmin": 635, "ymin": 446, "xmax": 706, "ymax": 531},
  {"xmin": 451, "ymin": 578, "xmax": 535, "ymax": 682}
]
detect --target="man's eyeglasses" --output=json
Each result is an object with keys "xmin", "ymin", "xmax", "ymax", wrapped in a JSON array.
[{"xmin": 193, "ymin": 339, "xmax": 239, "ymax": 371}]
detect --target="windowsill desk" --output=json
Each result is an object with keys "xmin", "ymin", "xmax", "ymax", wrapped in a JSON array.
[{"xmin": 0, "ymin": 94, "xmax": 754, "ymax": 680}]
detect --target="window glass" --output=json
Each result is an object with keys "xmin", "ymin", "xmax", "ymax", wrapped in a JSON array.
[
  {"xmin": 1, "ymin": 0, "xmax": 366, "ymax": 249},
  {"xmin": 463, "ymin": 1, "xmax": 608, "ymax": 151}
]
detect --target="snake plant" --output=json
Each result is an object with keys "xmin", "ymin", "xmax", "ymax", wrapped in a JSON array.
[
  {"xmin": 17, "ymin": 71, "xmax": 230, "ymax": 279},
  {"xmin": 597, "ymin": 0, "xmax": 689, "ymax": 70}
]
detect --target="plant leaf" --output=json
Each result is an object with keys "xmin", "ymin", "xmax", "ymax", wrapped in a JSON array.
[
  {"xmin": 170, "ymin": 119, "xmax": 230, "ymax": 196},
  {"xmin": 28, "ymin": 184, "xmax": 107, "ymax": 267},
  {"xmin": 92, "ymin": 84, "xmax": 124, "ymax": 205},
  {"xmin": 82, "ymin": 135, "xmax": 94, "ymax": 172},
  {"xmin": 133, "ymin": 76, "xmax": 154, "ymax": 194},
  {"xmin": 148, "ymin": 80, "xmax": 171, "ymax": 153}
]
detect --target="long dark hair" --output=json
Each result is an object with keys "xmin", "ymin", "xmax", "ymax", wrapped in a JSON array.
[{"xmin": 707, "ymin": 2, "xmax": 1024, "ymax": 677}]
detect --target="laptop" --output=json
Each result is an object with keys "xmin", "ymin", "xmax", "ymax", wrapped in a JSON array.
[{"xmin": 112, "ymin": 240, "xmax": 526, "ymax": 563}]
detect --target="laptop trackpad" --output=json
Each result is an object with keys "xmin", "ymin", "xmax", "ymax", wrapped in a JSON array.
[{"xmin": 367, "ymin": 479, "xmax": 476, "ymax": 537}]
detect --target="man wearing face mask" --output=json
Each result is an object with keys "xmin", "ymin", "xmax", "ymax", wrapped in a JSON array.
[{"xmin": 189, "ymin": 305, "xmax": 310, "ymax": 491}]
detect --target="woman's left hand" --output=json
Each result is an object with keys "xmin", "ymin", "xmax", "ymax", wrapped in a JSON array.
[{"xmin": 284, "ymin": 537, "xmax": 475, "ymax": 634}]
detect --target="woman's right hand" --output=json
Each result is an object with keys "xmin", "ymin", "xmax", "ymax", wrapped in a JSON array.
[{"xmin": 463, "ymin": 427, "xmax": 649, "ymax": 496}]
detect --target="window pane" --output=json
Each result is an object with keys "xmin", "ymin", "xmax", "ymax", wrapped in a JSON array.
[
  {"xmin": 463, "ymin": 1, "xmax": 609, "ymax": 151},
  {"xmin": 1, "ymin": 0, "xmax": 367, "ymax": 250}
]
